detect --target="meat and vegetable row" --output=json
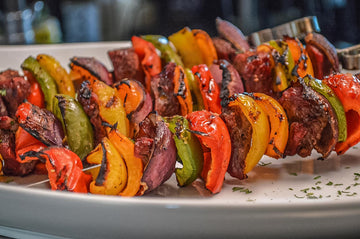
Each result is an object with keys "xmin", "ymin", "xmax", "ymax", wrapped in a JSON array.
[{"xmin": 1, "ymin": 18, "xmax": 360, "ymax": 196}]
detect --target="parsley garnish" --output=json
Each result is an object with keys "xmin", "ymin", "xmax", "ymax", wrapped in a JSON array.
[
  {"xmin": 326, "ymin": 181, "xmax": 333, "ymax": 186},
  {"xmin": 313, "ymin": 175, "xmax": 321, "ymax": 180},
  {"xmin": 289, "ymin": 172, "xmax": 298, "ymax": 176},
  {"xmin": 232, "ymin": 187, "xmax": 252, "ymax": 194}
]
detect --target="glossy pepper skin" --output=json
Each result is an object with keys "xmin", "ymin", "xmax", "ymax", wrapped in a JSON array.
[
  {"xmin": 141, "ymin": 35, "xmax": 184, "ymax": 67},
  {"xmin": 169, "ymin": 27, "xmax": 217, "ymax": 68},
  {"xmin": 284, "ymin": 36, "xmax": 314, "ymax": 78},
  {"xmin": 191, "ymin": 64, "xmax": 221, "ymax": 114},
  {"xmin": 303, "ymin": 75, "xmax": 347, "ymax": 142},
  {"xmin": 131, "ymin": 36, "xmax": 162, "ymax": 92},
  {"xmin": 34, "ymin": 147, "xmax": 92, "ymax": 193},
  {"xmin": 52, "ymin": 94, "xmax": 94, "ymax": 160},
  {"xmin": 107, "ymin": 129, "xmax": 143, "ymax": 197},
  {"xmin": 165, "ymin": 115, "xmax": 203, "ymax": 187},
  {"xmin": 187, "ymin": 110, "xmax": 231, "ymax": 194},
  {"xmin": 91, "ymin": 79, "xmax": 129, "ymax": 137},
  {"xmin": 228, "ymin": 94, "xmax": 270, "ymax": 177},
  {"xmin": 251, "ymin": 93, "xmax": 289, "ymax": 159},
  {"xmin": 86, "ymin": 137, "xmax": 127, "ymax": 195},
  {"xmin": 26, "ymin": 82, "xmax": 45, "ymax": 108},
  {"xmin": 36, "ymin": 54, "xmax": 76, "ymax": 97},
  {"xmin": 21, "ymin": 56, "xmax": 58, "ymax": 112},
  {"xmin": 185, "ymin": 68, "xmax": 204, "ymax": 111},
  {"xmin": 323, "ymin": 73, "xmax": 360, "ymax": 154}
]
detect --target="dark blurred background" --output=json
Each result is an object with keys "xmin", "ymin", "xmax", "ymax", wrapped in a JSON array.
[{"xmin": 0, "ymin": 0, "xmax": 359, "ymax": 48}]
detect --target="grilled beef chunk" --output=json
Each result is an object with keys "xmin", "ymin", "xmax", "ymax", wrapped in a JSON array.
[
  {"xmin": 305, "ymin": 33, "xmax": 339, "ymax": 79},
  {"xmin": 0, "ymin": 97, "xmax": 7, "ymax": 116},
  {"xmin": 0, "ymin": 128, "xmax": 36, "ymax": 176},
  {"xmin": 0, "ymin": 69, "xmax": 30, "ymax": 117},
  {"xmin": 212, "ymin": 37, "xmax": 237, "ymax": 62},
  {"xmin": 151, "ymin": 62, "xmax": 181, "ymax": 117},
  {"xmin": 0, "ymin": 116, "xmax": 18, "ymax": 131},
  {"xmin": 221, "ymin": 104, "xmax": 252, "ymax": 180},
  {"xmin": 233, "ymin": 51, "xmax": 274, "ymax": 96},
  {"xmin": 108, "ymin": 48, "xmax": 143, "ymax": 83},
  {"xmin": 210, "ymin": 60, "xmax": 244, "ymax": 107},
  {"xmin": 278, "ymin": 80, "xmax": 338, "ymax": 158},
  {"xmin": 134, "ymin": 113, "xmax": 176, "ymax": 193},
  {"xmin": 77, "ymin": 80, "xmax": 107, "ymax": 145}
]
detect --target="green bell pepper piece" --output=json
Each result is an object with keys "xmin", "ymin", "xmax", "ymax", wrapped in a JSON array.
[
  {"xmin": 142, "ymin": 35, "xmax": 184, "ymax": 67},
  {"xmin": 269, "ymin": 40, "xmax": 296, "ymax": 81},
  {"xmin": 184, "ymin": 68, "xmax": 204, "ymax": 111},
  {"xmin": 53, "ymin": 94, "xmax": 94, "ymax": 160},
  {"xmin": 21, "ymin": 56, "xmax": 58, "ymax": 112},
  {"xmin": 165, "ymin": 115, "xmax": 203, "ymax": 187},
  {"xmin": 303, "ymin": 75, "xmax": 347, "ymax": 142}
]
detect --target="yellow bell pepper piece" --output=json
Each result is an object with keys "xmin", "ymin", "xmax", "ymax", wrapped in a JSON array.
[
  {"xmin": 251, "ymin": 93, "xmax": 289, "ymax": 159},
  {"xmin": 91, "ymin": 80, "xmax": 129, "ymax": 137},
  {"xmin": 169, "ymin": 27, "xmax": 217, "ymax": 68},
  {"xmin": 87, "ymin": 137, "xmax": 127, "ymax": 195},
  {"xmin": 36, "ymin": 54, "xmax": 76, "ymax": 97},
  {"xmin": 229, "ymin": 94, "xmax": 270, "ymax": 174},
  {"xmin": 107, "ymin": 129, "xmax": 143, "ymax": 197}
]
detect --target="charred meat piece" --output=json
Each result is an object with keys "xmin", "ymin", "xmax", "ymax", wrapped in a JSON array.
[
  {"xmin": 0, "ymin": 129, "xmax": 36, "ymax": 176},
  {"xmin": 233, "ymin": 51, "xmax": 274, "ymax": 96},
  {"xmin": 0, "ymin": 69, "xmax": 30, "ymax": 117},
  {"xmin": 108, "ymin": 48, "xmax": 143, "ymax": 83},
  {"xmin": 212, "ymin": 37, "xmax": 237, "ymax": 62},
  {"xmin": 305, "ymin": 33, "xmax": 339, "ymax": 79},
  {"xmin": 77, "ymin": 80, "xmax": 107, "ymax": 146},
  {"xmin": 0, "ymin": 116, "xmax": 18, "ymax": 131},
  {"xmin": 210, "ymin": 59, "xmax": 244, "ymax": 107},
  {"xmin": 135, "ymin": 113, "xmax": 176, "ymax": 193},
  {"xmin": 278, "ymin": 80, "xmax": 338, "ymax": 158},
  {"xmin": 151, "ymin": 62, "xmax": 181, "ymax": 117},
  {"xmin": 0, "ymin": 97, "xmax": 7, "ymax": 116},
  {"xmin": 221, "ymin": 104, "xmax": 252, "ymax": 180}
]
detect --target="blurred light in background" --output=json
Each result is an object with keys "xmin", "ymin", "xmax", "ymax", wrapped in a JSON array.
[{"xmin": 0, "ymin": 0, "xmax": 359, "ymax": 48}]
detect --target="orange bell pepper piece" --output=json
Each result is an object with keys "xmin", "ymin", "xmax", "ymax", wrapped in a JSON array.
[
  {"xmin": 251, "ymin": 93, "xmax": 289, "ymax": 158},
  {"xmin": 284, "ymin": 36, "xmax": 314, "ymax": 78},
  {"xmin": 107, "ymin": 129, "xmax": 143, "ymax": 197},
  {"xmin": 191, "ymin": 64, "xmax": 221, "ymax": 114},
  {"xmin": 86, "ymin": 137, "xmax": 127, "ymax": 195},
  {"xmin": 187, "ymin": 110, "xmax": 231, "ymax": 194},
  {"xmin": 131, "ymin": 36, "xmax": 162, "ymax": 92},
  {"xmin": 173, "ymin": 65, "xmax": 193, "ymax": 115},
  {"xmin": 192, "ymin": 29, "xmax": 218, "ymax": 66},
  {"xmin": 323, "ymin": 73, "xmax": 360, "ymax": 154}
]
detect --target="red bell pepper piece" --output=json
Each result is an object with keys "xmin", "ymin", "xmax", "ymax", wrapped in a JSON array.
[
  {"xmin": 15, "ymin": 127, "xmax": 46, "ymax": 163},
  {"xmin": 131, "ymin": 36, "xmax": 162, "ymax": 92},
  {"xmin": 191, "ymin": 64, "xmax": 222, "ymax": 114},
  {"xmin": 323, "ymin": 73, "xmax": 360, "ymax": 154},
  {"xmin": 187, "ymin": 110, "xmax": 231, "ymax": 194},
  {"xmin": 37, "ymin": 147, "xmax": 91, "ymax": 193},
  {"xmin": 27, "ymin": 82, "xmax": 45, "ymax": 108}
]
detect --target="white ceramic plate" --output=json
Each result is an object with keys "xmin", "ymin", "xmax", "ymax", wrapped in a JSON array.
[{"xmin": 0, "ymin": 43, "xmax": 360, "ymax": 239}]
